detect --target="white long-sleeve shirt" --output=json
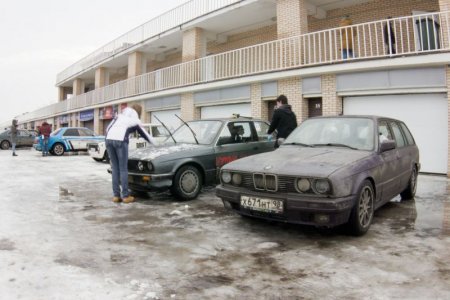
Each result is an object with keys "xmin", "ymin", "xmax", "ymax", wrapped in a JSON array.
[{"xmin": 106, "ymin": 107, "xmax": 156, "ymax": 145}]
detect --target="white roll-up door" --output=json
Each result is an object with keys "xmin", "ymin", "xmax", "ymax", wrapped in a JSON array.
[
  {"xmin": 343, "ymin": 94, "xmax": 448, "ymax": 174},
  {"xmin": 151, "ymin": 109, "xmax": 181, "ymax": 133},
  {"xmin": 200, "ymin": 103, "xmax": 251, "ymax": 119}
]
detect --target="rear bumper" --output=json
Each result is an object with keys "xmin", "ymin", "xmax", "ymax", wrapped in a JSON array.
[{"xmin": 216, "ymin": 185, "xmax": 355, "ymax": 227}]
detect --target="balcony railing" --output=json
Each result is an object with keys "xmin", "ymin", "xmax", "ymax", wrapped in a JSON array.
[
  {"xmin": 21, "ymin": 11, "xmax": 450, "ymax": 124},
  {"xmin": 56, "ymin": 0, "xmax": 243, "ymax": 85}
]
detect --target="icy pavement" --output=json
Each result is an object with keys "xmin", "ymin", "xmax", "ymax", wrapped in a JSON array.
[{"xmin": 0, "ymin": 149, "xmax": 449, "ymax": 300}]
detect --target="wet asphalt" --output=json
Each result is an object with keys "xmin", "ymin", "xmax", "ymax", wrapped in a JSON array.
[{"xmin": 0, "ymin": 149, "xmax": 449, "ymax": 300}]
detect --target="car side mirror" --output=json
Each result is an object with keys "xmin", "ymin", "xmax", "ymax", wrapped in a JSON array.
[{"xmin": 380, "ymin": 140, "xmax": 396, "ymax": 152}]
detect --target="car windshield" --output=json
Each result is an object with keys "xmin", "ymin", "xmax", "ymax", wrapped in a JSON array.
[
  {"xmin": 166, "ymin": 120, "xmax": 222, "ymax": 145},
  {"xmin": 284, "ymin": 117, "xmax": 375, "ymax": 151},
  {"xmin": 151, "ymin": 126, "xmax": 170, "ymax": 137}
]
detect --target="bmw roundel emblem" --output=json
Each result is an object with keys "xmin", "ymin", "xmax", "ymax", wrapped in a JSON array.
[{"xmin": 264, "ymin": 165, "xmax": 272, "ymax": 170}]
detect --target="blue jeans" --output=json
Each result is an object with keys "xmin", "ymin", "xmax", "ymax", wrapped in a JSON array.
[
  {"xmin": 106, "ymin": 140, "xmax": 129, "ymax": 198},
  {"xmin": 42, "ymin": 137, "xmax": 49, "ymax": 156}
]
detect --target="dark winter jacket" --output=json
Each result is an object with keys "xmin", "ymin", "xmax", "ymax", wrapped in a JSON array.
[
  {"xmin": 10, "ymin": 120, "xmax": 18, "ymax": 138},
  {"xmin": 39, "ymin": 122, "xmax": 52, "ymax": 138},
  {"xmin": 268, "ymin": 104, "xmax": 297, "ymax": 139}
]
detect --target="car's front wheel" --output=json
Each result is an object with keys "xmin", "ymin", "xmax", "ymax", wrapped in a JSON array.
[
  {"xmin": 171, "ymin": 165, "xmax": 202, "ymax": 201},
  {"xmin": 348, "ymin": 180, "xmax": 374, "ymax": 236},
  {"xmin": 0, "ymin": 140, "xmax": 10, "ymax": 150},
  {"xmin": 52, "ymin": 143, "xmax": 65, "ymax": 156},
  {"xmin": 400, "ymin": 167, "xmax": 418, "ymax": 200}
]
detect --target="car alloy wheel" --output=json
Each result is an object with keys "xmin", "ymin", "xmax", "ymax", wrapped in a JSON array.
[
  {"xmin": 172, "ymin": 165, "xmax": 202, "ymax": 201},
  {"xmin": 348, "ymin": 180, "xmax": 374, "ymax": 236},
  {"xmin": 53, "ymin": 143, "xmax": 65, "ymax": 156},
  {"xmin": 0, "ymin": 140, "xmax": 10, "ymax": 150}
]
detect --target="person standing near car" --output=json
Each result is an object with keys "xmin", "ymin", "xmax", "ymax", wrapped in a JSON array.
[
  {"xmin": 106, "ymin": 104, "xmax": 156, "ymax": 203},
  {"xmin": 267, "ymin": 95, "xmax": 298, "ymax": 148},
  {"xmin": 38, "ymin": 122, "xmax": 52, "ymax": 156},
  {"xmin": 10, "ymin": 119, "xmax": 18, "ymax": 156}
]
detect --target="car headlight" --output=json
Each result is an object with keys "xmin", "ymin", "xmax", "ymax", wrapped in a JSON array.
[
  {"xmin": 232, "ymin": 173, "xmax": 242, "ymax": 186},
  {"xmin": 147, "ymin": 162, "xmax": 154, "ymax": 171},
  {"xmin": 314, "ymin": 179, "xmax": 331, "ymax": 194},
  {"xmin": 221, "ymin": 171, "xmax": 231, "ymax": 184},
  {"xmin": 296, "ymin": 178, "xmax": 311, "ymax": 193},
  {"xmin": 137, "ymin": 161, "xmax": 145, "ymax": 171}
]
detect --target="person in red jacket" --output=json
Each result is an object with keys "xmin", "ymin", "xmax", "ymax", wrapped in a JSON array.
[{"xmin": 39, "ymin": 122, "xmax": 52, "ymax": 156}]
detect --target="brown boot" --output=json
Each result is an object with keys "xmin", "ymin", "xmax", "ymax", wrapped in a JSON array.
[
  {"xmin": 122, "ymin": 196, "xmax": 135, "ymax": 203},
  {"xmin": 112, "ymin": 197, "xmax": 121, "ymax": 203}
]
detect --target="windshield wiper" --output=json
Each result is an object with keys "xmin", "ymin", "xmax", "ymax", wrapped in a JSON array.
[
  {"xmin": 283, "ymin": 142, "xmax": 313, "ymax": 147},
  {"xmin": 153, "ymin": 115, "xmax": 176, "ymax": 144},
  {"xmin": 175, "ymin": 114, "xmax": 199, "ymax": 145},
  {"xmin": 312, "ymin": 143, "xmax": 358, "ymax": 150}
]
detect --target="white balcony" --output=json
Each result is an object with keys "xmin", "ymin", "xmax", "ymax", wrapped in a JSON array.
[{"xmin": 22, "ymin": 11, "xmax": 450, "ymax": 123}]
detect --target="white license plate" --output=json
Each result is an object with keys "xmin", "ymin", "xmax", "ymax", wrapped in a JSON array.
[{"xmin": 240, "ymin": 196, "xmax": 283, "ymax": 214}]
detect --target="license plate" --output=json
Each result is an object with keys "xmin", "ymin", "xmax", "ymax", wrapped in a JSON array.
[{"xmin": 240, "ymin": 196, "xmax": 283, "ymax": 214}]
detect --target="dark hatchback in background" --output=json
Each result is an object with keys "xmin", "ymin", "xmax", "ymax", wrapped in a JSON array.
[
  {"xmin": 0, "ymin": 129, "xmax": 37, "ymax": 150},
  {"xmin": 126, "ymin": 117, "xmax": 275, "ymax": 200},
  {"xmin": 216, "ymin": 116, "xmax": 420, "ymax": 235}
]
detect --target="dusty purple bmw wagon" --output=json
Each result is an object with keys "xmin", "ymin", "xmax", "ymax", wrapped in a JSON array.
[{"xmin": 216, "ymin": 116, "xmax": 420, "ymax": 235}]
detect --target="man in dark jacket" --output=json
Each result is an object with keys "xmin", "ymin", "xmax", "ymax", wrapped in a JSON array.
[
  {"xmin": 10, "ymin": 119, "xmax": 18, "ymax": 156},
  {"xmin": 38, "ymin": 122, "xmax": 52, "ymax": 156},
  {"xmin": 268, "ymin": 95, "xmax": 297, "ymax": 148}
]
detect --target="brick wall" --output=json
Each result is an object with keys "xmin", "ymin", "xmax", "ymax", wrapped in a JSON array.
[
  {"xmin": 277, "ymin": 0, "xmax": 308, "ymax": 38},
  {"xmin": 148, "ymin": 52, "xmax": 182, "ymax": 72},
  {"xmin": 309, "ymin": 0, "xmax": 439, "ymax": 32},
  {"xmin": 278, "ymin": 77, "xmax": 307, "ymax": 123},
  {"xmin": 321, "ymin": 74, "xmax": 341, "ymax": 116},
  {"xmin": 180, "ymin": 93, "xmax": 200, "ymax": 121},
  {"xmin": 250, "ymin": 83, "xmax": 267, "ymax": 120}
]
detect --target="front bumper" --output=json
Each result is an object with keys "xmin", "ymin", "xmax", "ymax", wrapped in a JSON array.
[
  {"xmin": 216, "ymin": 185, "xmax": 356, "ymax": 227},
  {"xmin": 127, "ymin": 171, "xmax": 174, "ymax": 191}
]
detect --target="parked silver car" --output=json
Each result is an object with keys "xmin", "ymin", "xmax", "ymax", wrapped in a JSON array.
[
  {"xmin": 0, "ymin": 129, "xmax": 37, "ymax": 150},
  {"xmin": 216, "ymin": 115, "xmax": 420, "ymax": 236}
]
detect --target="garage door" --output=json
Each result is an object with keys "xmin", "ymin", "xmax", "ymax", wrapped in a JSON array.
[
  {"xmin": 151, "ymin": 109, "xmax": 181, "ymax": 133},
  {"xmin": 344, "ymin": 94, "xmax": 448, "ymax": 174},
  {"xmin": 201, "ymin": 103, "xmax": 251, "ymax": 119}
]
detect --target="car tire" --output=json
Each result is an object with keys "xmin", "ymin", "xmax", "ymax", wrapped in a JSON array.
[
  {"xmin": 171, "ymin": 165, "xmax": 202, "ymax": 201},
  {"xmin": 400, "ymin": 167, "xmax": 418, "ymax": 201},
  {"xmin": 104, "ymin": 150, "xmax": 110, "ymax": 163},
  {"xmin": 52, "ymin": 143, "xmax": 65, "ymax": 156},
  {"xmin": 0, "ymin": 140, "xmax": 10, "ymax": 150},
  {"xmin": 347, "ymin": 180, "xmax": 375, "ymax": 236},
  {"xmin": 93, "ymin": 157, "xmax": 103, "ymax": 162}
]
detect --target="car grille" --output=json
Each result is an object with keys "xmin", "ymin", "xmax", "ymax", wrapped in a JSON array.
[{"xmin": 242, "ymin": 173, "xmax": 297, "ymax": 193}]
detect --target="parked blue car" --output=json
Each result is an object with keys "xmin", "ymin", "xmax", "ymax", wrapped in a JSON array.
[{"xmin": 34, "ymin": 127, "xmax": 105, "ymax": 156}]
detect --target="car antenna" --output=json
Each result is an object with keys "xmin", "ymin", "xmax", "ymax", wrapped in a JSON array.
[
  {"xmin": 175, "ymin": 114, "xmax": 199, "ymax": 145},
  {"xmin": 153, "ymin": 115, "xmax": 176, "ymax": 144}
]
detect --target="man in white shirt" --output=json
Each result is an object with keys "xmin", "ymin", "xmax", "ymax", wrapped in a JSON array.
[{"xmin": 106, "ymin": 104, "xmax": 155, "ymax": 203}]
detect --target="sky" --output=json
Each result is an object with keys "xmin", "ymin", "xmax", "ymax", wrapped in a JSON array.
[{"xmin": 0, "ymin": 0, "xmax": 189, "ymax": 125}]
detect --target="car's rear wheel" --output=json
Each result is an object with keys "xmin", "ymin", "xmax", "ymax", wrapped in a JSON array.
[
  {"xmin": 171, "ymin": 165, "xmax": 202, "ymax": 201},
  {"xmin": 0, "ymin": 140, "xmax": 10, "ymax": 150},
  {"xmin": 348, "ymin": 180, "xmax": 374, "ymax": 236},
  {"xmin": 52, "ymin": 143, "xmax": 65, "ymax": 156},
  {"xmin": 400, "ymin": 167, "xmax": 418, "ymax": 200}
]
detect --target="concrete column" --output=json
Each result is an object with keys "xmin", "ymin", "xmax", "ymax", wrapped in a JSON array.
[
  {"xmin": 251, "ymin": 83, "xmax": 267, "ymax": 120},
  {"xmin": 73, "ymin": 78, "xmax": 85, "ymax": 96},
  {"xmin": 321, "ymin": 74, "xmax": 341, "ymax": 116},
  {"xmin": 58, "ymin": 87, "xmax": 65, "ymax": 101},
  {"xmin": 181, "ymin": 93, "xmax": 200, "ymax": 121},
  {"xmin": 278, "ymin": 77, "xmax": 306, "ymax": 124},
  {"xmin": 276, "ymin": 0, "xmax": 308, "ymax": 39},
  {"xmin": 95, "ymin": 67, "xmax": 110, "ymax": 89},
  {"xmin": 93, "ymin": 108, "xmax": 101, "ymax": 135}
]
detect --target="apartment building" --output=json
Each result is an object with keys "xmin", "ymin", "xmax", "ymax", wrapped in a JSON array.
[{"xmin": 15, "ymin": 0, "xmax": 450, "ymax": 175}]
